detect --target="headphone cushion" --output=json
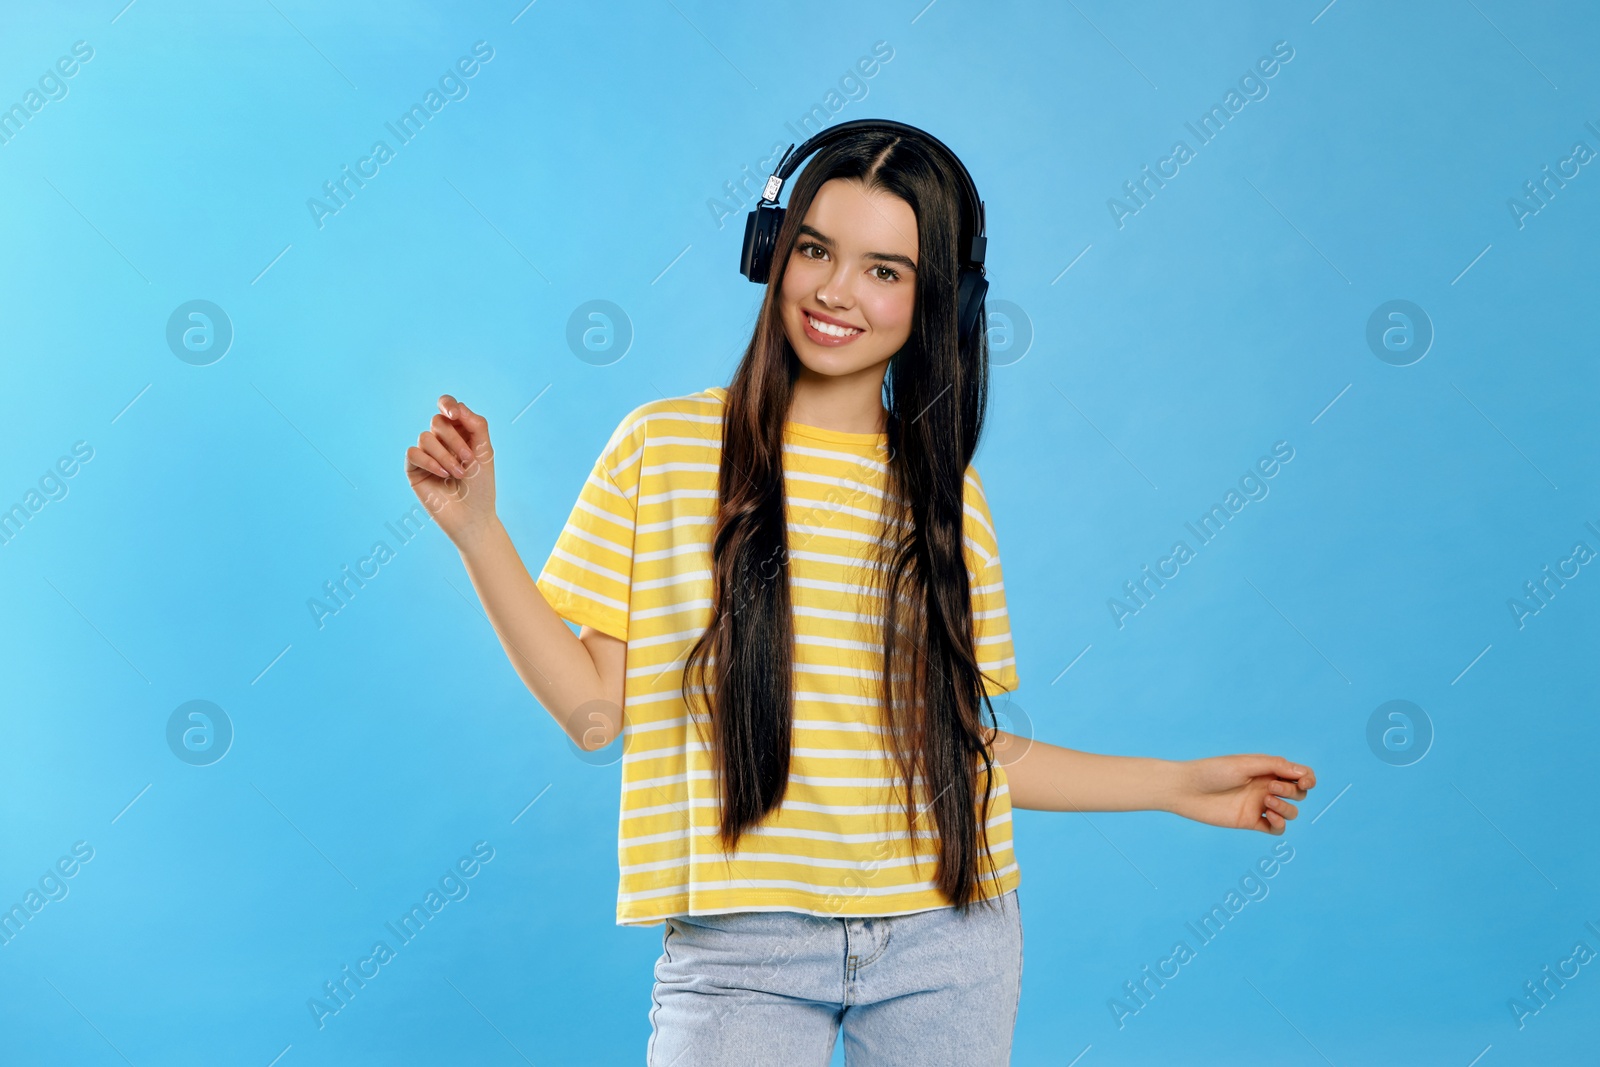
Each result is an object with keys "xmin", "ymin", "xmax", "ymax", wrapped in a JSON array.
[
  {"xmin": 957, "ymin": 270, "xmax": 989, "ymax": 343},
  {"xmin": 740, "ymin": 205, "xmax": 786, "ymax": 285}
]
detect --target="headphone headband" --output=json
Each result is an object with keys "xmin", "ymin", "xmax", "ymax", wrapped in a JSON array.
[{"xmin": 758, "ymin": 118, "xmax": 987, "ymax": 268}]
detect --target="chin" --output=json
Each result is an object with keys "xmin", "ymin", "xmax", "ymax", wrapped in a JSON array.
[
  {"xmin": 786, "ymin": 322, "xmax": 887, "ymax": 379},
  {"xmin": 791, "ymin": 340, "xmax": 883, "ymax": 379}
]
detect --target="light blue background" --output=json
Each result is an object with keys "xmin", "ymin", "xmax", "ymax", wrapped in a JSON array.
[{"xmin": 2, "ymin": 1, "xmax": 1596, "ymax": 1064}]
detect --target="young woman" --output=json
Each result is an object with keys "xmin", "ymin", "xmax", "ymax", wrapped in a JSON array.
[{"xmin": 406, "ymin": 123, "xmax": 1317, "ymax": 1066}]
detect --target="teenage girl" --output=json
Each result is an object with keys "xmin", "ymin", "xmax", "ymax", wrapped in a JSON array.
[{"xmin": 405, "ymin": 123, "xmax": 1317, "ymax": 1066}]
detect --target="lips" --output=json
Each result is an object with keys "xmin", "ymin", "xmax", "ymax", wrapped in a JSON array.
[
  {"xmin": 802, "ymin": 309, "xmax": 864, "ymax": 345},
  {"xmin": 805, "ymin": 307, "xmax": 859, "ymax": 329}
]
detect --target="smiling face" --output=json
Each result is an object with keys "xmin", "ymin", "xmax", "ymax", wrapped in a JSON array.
[{"xmin": 779, "ymin": 177, "xmax": 919, "ymax": 385}]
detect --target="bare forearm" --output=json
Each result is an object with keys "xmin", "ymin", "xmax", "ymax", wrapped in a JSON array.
[
  {"xmin": 455, "ymin": 517, "xmax": 606, "ymax": 740},
  {"xmin": 996, "ymin": 731, "xmax": 1184, "ymax": 813}
]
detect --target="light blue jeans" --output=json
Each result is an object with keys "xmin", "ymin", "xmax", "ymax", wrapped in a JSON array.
[{"xmin": 646, "ymin": 888, "xmax": 1023, "ymax": 1066}]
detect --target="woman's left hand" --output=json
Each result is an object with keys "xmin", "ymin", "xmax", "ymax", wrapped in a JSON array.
[{"xmin": 1167, "ymin": 755, "xmax": 1316, "ymax": 834}]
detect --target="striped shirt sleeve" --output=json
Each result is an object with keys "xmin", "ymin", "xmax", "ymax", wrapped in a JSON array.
[
  {"xmin": 534, "ymin": 406, "xmax": 648, "ymax": 642},
  {"xmin": 963, "ymin": 467, "xmax": 1020, "ymax": 696}
]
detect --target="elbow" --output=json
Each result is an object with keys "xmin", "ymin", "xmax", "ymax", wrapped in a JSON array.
[{"xmin": 563, "ymin": 696, "xmax": 625, "ymax": 753}]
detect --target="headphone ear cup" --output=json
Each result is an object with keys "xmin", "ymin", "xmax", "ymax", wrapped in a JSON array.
[
  {"xmin": 740, "ymin": 204, "xmax": 786, "ymax": 285},
  {"xmin": 957, "ymin": 270, "xmax": 989, "ymax": 345}
]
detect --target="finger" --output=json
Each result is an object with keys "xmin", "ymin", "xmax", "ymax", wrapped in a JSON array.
[
  {"xmin": 1236, "ymin": 753, "xmax": 1306, "ymax": 781},
  {"xmin": 1274, "ymin": 756, "xmax": 1310, "ymax": 781},
  {"xmin": 431, "ymin": 413, "xmax": 474, "ymax": 465},
  {"xmin": 1268, "ymin": 780, "xmax": 1308, "ymax": 801},
  {"xmin": 1265, "ymin": 794, "xmax": 1298, "ymax": 820},
  {"xmin": 450, "ymin": 398, "xmax": 492, "ymax": 459},
  {"xmin": 408, "ymin": 442, "xmax": 452, "ymax": 481},
  {"xmin": 406, "ymin": 444, "xmax": 450, "ymax": 481},
  {"xmin": 1282, "ymin": 759, "xmax": 1315, "ymax": 788},
  {"xmin": 1259, "ymin": 807, "xmax": 1286, "ymax": 834},
  {"xmin": 418, "ymin": 432, "xmax": 466, "ymax": 477}
]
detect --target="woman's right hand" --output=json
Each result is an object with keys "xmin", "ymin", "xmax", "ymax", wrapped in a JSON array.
[{"xmin": 406, "ymin": 394, "xmax": 498, "ymax": 549}]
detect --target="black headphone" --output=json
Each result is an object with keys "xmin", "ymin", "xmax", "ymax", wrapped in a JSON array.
[{"xmin": 738, "ymin": 118, "xmax": 989, "ymax": 345}]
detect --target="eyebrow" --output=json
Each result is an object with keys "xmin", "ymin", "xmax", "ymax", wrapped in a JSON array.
[{"xmin": 797, "ymin": 225, "xmax": 917, "ymax": 272}]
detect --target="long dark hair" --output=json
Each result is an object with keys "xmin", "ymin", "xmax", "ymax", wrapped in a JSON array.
[{"xmin": 682, "ymin": 127, "xmax": 1004, "ymax": 912}]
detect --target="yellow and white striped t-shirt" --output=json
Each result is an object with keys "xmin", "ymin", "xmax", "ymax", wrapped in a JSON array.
[{"xmin": 536, "ymin": 386, "xmax": 1022, "ymax": 927}]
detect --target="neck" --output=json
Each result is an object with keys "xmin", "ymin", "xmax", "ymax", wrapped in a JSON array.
[{"xmin": 787, "ymin": 361, "xmax": 890, "ymax": 434}]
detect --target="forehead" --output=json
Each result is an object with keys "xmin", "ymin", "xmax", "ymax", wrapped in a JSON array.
[{"xmin": 801, "ymin": 178, "xmax": 918, "ymax": 259}]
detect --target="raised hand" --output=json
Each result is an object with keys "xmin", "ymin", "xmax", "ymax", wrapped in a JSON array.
[
  {"xmin": 405, "ymin": 394, "xmax": 498, "ymax": 549},
  {"xmin": 1168, "ymin": 754, "xmax": 1316, "ymax": 835}
]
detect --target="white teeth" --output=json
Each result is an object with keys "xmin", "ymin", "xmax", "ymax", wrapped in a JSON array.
[{"xmin": 806, "ymin": 313, "xmax": 861, "ymax": 338}]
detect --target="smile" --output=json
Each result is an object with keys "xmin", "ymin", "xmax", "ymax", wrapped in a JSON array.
[{"xmin": 804, "ymin": 311, "xmax": 863, "ymax": 341}]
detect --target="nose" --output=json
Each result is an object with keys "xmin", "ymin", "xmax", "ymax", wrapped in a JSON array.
[{"xmin": 815, "ymin": 259, "xmax": 854, "ymax": 310}]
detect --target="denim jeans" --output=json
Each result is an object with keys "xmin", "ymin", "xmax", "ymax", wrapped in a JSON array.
[{"xmin": 646, "ymin": 888, "xmax": 1023, "ymax": 1066}]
